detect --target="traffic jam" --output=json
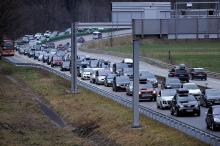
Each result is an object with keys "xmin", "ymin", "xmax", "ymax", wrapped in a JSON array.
[{"xmin": 15, "ymin": 33, "xmax": 220, "ymax": 132}]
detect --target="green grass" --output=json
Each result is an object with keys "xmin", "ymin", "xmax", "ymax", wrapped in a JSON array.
[
  {"xmin": 102, "ymin": 39, "xmax": 220, "ymax": 72},
  {"xmin": 0, "ymin": 61, "xmax": 208, "ymax": 146}
]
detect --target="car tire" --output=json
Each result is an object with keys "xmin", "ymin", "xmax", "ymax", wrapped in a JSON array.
[
  {"xmin": 171, "ymin": 108, "xmax": 174, "ymax": 115},
  {"xmin": 157, "ymin": 103, "xmax": 160, "ymax": 109},
  {"xmin": 211, "ymin": 123, "xmax": 215, "ymax": 131},
  {"xmin": 196, "ymin": 111, "xmax": 200, "ymax": 116},
  {"xmin": 174, "ymin": 109, "xmax": 180, "ymax": 117}
]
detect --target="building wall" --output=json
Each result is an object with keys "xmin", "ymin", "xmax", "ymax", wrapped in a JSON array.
[{"xmin": 112, "ymin": 2, "xmax": 171, "ymax": 23}]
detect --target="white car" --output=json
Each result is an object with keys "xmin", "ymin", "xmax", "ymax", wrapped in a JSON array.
[
  {"xmin": 81, "ymin": 68, "xmax": 93, "ymax": 80},
  {"xmin": 183, "ymin": 83, "xmax": 202, "ymax": 100},
  {"xmin": 157, "ymin": 89, "xmax": 176, "ymax": 109},
  {"xmin": 122, "ymin": 58, "xmax": 133, "ymax": 64}
]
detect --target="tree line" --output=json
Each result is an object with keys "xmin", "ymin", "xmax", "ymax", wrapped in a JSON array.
[{"xmin": 0, "ymin": 0, "xmax": 214, "ymax": 43}]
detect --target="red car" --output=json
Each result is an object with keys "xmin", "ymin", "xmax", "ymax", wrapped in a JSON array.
[{"xmin": 51, "ymin": 56, "xmax": 63, "ymax": 67}]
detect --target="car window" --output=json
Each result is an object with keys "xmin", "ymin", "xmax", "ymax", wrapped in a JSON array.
[
  {"xmin": 206, "ymin": 90, "xmax": 220, "ymax": 97},
  {"xmin": 183, "ymin": 84, "xmax": 199, "ymax": 90},
  {"xmin": 177, "ymin": 95, "xmax": 196, "ymax": 102},
  {"xmin": 161, "ymin": 90, "xmax": 176, "ymax": 96},
  {"xmin": 166, "ymin": 78, "xmax": 180, "ymax": 84},
  {"xmin": 213, "ymin": 107, "xmax": 220, "ymax": 115}
]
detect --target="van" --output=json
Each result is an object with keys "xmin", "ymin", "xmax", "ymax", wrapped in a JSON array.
[{"xmin": 92, "ymin": 31, "xmax": 102, "ymax": 39}]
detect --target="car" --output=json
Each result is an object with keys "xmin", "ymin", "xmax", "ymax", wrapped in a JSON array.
[
  {"xmin": 170, "ymin": 89, "xmax": 200, "ymax": 116},
  {"xmin": 189, "ymin": 68, "xmax": 207, "ymax": 80},
  {"xmin": 61, "ymin": 60, "xmax": 70, "ymax": 71},
  {"xmin": 81, "ymin": 68, "xmax": 93, "ymax": 80},
  {"xmin": 200, "ymin": 89, "xmax": 220, "ymax": 107},
  {"xmin": 112, "ymin": 76, "xmax": 130, "ymax": 92},
  {"xmin": 122, "ymin": 68, "xmax": 133, "ymax": 80},
  {"xmin": 139, "ymin": 71, "xmax": 158, "ymax": 87},
  {"xmin": 183, "ymin": 83, "xmax": 202, "ymax": 100},
  {"xmin": 95, "ymin": 69, "xmax": 111, "ymax": 85},
  {"xmin": 90, "ymin": 68, "xmax": 102, "ymax": 83},
  {"xmin": 97, "ymin": 60, "xmax": 110, "ymax": 68},
  {"xmin": 126, "ymin": 82, "xmax": 157, "ymax": 101},
  {"xmin": 157, "ymin": 89, "xmax": 176, "ymax": 109},
  {"xmin": 121, "ymin": 58, "xmax": 133, "ymax": 67},
  {"xmin": 163, "ymin": 78, "xmax": 182, "ymax": 89},
  {"xmin": 51, "ymin": 55, "xmax": 63, "ymax": 67},
  {"xmin": 89, "ymin": 59, "xmax": 99, "ymax": 68},
  {"xmin": 168, "ymin": 65, "xmax": 189, "ymax": 82},
  {"xmin": 78, "ymin": 63, "xmax": 88, "ymax": 77},
  {"xmin": 104, "ymin": 73, "xmax": 116, "ymax": 87},
  {"xmin": 112, "ymin": 63, "xmax": 130, "ymax": 75},
  {"xmin": 206, "ymin": 105, "xmax": 220, "ymax": 131},
  {"xmin": 47, "ymin": 50, "xmax": 57, "ymax": 65},
  {"xmin": 77, "ymin": 37, "xmax": 85, "ymax": 43},
  {"xmin": 28, "ymin": 48, "xmax": 35, "ymax": 58}
]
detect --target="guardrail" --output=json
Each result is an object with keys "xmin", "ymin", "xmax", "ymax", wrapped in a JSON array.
[{"xmin": 2, "ymin": 57, "xmax": 220, "ymax": 146}]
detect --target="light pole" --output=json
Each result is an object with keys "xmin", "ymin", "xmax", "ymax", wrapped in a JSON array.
[{"xmin": 71, "ymin": 22, "xmax": 77, "ymax": 93}]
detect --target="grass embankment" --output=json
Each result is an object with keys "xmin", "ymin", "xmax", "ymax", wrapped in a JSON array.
[
  {"xmin": 85, "ymin": 36, "xmax": 220, "ymax": 72},
  {"xmin": 0, "ymin": 61, "xmax": 207, "ymax": 146}
]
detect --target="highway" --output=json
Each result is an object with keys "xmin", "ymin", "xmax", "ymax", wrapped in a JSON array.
[{"xmin": 4, "ymin": 30, "xmax": 220, "ymax": 143}]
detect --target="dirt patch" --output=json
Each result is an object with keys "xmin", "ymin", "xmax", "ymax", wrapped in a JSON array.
[{"xmin": 72, "ymin": 120, "xmax": 120, "ymax": 146}]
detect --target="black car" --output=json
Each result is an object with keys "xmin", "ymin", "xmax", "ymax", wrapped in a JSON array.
[
  {"xmin": 112, "ymin": 76, "xmax": 130, "ymax": 92},
  {"xmin": 28, "ymin": 49, "xmax": 35, "ymax": 58},
  {"xmin": 206, "ymin": 105, "xmax": 220, "ymax": 131},
  {"xmin": 170, "ymin": 89, "xmax": 200, "ymax": 116},
  {"xmin": 163, "ymin": 78, "xmax": 182, "ymax": 89},
  {"xmin": 200, "ymin": 89, "xmax": 220, "ymax": 107},
  {"xmin": 104, "ymin": 74, "xmax": 116, "ymax": 87},
  {"xmin": 168, "ymin": 65, "xmax": 189, "ymax": 82},
  {"xmin": 139, "ymin": 71, "xmax": 158, "ymax": 87},
  {"xmin": 189, "ymin": 68, "xmax": 207, "ymax": 80},
  {"xmin": 77, "ymin": 37, "xmax": 85, "ymax": 43}
]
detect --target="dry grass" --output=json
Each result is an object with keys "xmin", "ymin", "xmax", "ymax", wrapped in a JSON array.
[{"xmin": 0, "ymin": 61, "xmax": 208, "ymax": 146}]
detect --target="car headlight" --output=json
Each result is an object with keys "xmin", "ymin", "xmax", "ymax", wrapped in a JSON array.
[
  {"xmin": 116, "ymin": 84, "xmax": 120, "ymax": 86},
  {"xmin": 179, "ymin": 104, "xmax": 184, "ymax": 108},
  {"xmin": 139, "ymin": 91, "xmax": 141, "ymax": 94},
  {"xmin": 153, "ymin": 90, "xmax": 156, "ymax": 94},
  {"xmin": 214, "ymin": 118, "xmax": 220, "ymax": 123}
]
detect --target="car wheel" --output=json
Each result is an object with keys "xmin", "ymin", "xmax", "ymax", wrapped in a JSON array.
[
  {"xmin": 196, "ymin": 111, "xmax": 200, "ymax": 116},
  {"xmin": 157, "ymin": 102, "xmax": 160, "ymax": 109},
  {"xmin": 160, "ymin": 102, "xmax": 164, "ymax": 110},
  {"xmin": 174, "ymin": 109, "xmax": 179, "ymax": 117},
  {"xmin": 171, "ymin": 108, "xmax": 174, "ymax": 115},
  {"xmin": 211, "ymin": 123, "xmax": 215, "ymax": 131}
]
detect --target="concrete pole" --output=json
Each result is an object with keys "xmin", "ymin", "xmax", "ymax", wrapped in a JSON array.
[
  {"xmin": 132, "ymin": 19, "xmax": 140, "ymax": 128},
  {"xmin": 71, "ymin": 22, "xmax": 77, "ymax": 93}
]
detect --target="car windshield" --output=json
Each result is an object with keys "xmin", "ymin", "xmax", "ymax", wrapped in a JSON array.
[
  {"xmin": 4, "ymin": 42, "xmax": 13, "ymax": 48},
  {"xmin": 140, "ymin": 71, "xmax": 155, "ymax": 78},
  {"xmin": 183, "ymin": 84, "xmax": 199, "ymax": 90},
  {"xmin": 84, "ymin": 68, "xmax": 92, "ymax": 72},
  {"xmin": 206, "ymin": 90, "xmax": 220, "ymax": 96},
  {"xmin": 116, "ymin": 63, "xmax": 129, "ymax": 69},
  {"xmin": 178, "ymin": 95, "xmax": 196, "ymax": 102},
  {"xmin": 140, "ymin": 83, "xmax": 153, "ymax": 89},
  {"xmin": 194, "ymin": 68, "xmax": 205, "ymax": 72},
  {"xmin": 176, "ymin": 69, "xmax": 187, "ymax": 74},
  {"xmin": 107, "ymin": 74, "xmax": 115, "ymax": 79},
  {"xmin": 56, "ymin": 51, "xmax": 65, "ymax": 56},
  {"xmin": 161, "ymin": 90, "xmax": 176, "ymax": 96},
  {"xmin": 213, "ymin": 107, "xmax": 220, "ymax": 115},
  {"xmin": 53, "ymin": 56, "xmax": 61, "ymax": 60},
  {"xmin": 117, "ymin": 76, "xmax": 129, "ymax": 82},
  {"xmin": 123, "ymin": 68, "xmax": 132, "ymax": 73},
  {"xmin": 166, "ymin": 78, "xmax": 180, "ymax": 84},
  {"xmin": 99, "ymin": 70, "xmax": 111, "ymax": 76}
]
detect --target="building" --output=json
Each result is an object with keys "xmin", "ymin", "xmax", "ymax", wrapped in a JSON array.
[{"xmin": 112, "ymin": 2, "xmax": 171, "ymax": 23}]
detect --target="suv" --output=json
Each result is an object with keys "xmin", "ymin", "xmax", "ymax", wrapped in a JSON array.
[
  {"xmin": 163, "ymin": 78, "xmax": 182, "ymax": 89},
  {"xmin": 170, "ymin": 89, "xmax": 200, "ymax": 116},
  {"xmin": 112, "ymin": 76, "xmax": 130, "ymax": 92},
  {"xmin": 168, "ymin": 64, "xmax": 189, "ymax": 82},
  {"xmin": 126, "ymin": 82, "xmax": 157, "ymax": 101},
  {"xmin": 189, "ymin": 68, "xmax": 207, "ymax": 80},
  {"xmin": 206, "ymin": 105, "xmax": 220, "ymax": 131},
  {"xmin": 200, "ymin": 89, "xmax": 220, "ymax": 107}
]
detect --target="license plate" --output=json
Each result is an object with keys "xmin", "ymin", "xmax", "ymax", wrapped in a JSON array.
[{"xmin": 186, "ymin": 109, "xmax": 193, "ymax": 112}]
